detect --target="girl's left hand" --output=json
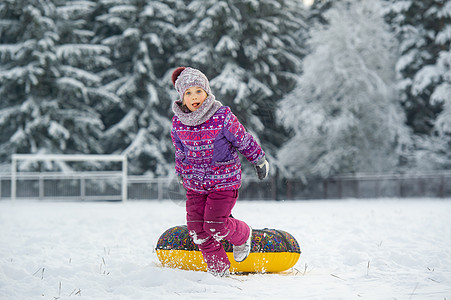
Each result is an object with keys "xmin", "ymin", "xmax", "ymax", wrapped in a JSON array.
[{"xmin": 255, "ymin": 157, "xmax": 269, "ymax": 180}]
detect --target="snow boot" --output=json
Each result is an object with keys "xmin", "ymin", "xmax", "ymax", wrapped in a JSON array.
[
  {"xmin": 208, "ymin": 260, "xmax": 230, "ymax": 277},
  {"xmin": 209, "ymin": 268, "xmax": 230, "ymax": 277},
  {"xmin": 233, "ymin": 226, "xmax": 252, "ymax": 262}
]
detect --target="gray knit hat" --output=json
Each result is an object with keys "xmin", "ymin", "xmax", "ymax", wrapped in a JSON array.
[
  {"xmin": 171, "ymin": 67, "xmax": 222, "ymax": 126},
  {"xmin": 172, "ymin": 67, "xmax": 212, "ymax": 101}
]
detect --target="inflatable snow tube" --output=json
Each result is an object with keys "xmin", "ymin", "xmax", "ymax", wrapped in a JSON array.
[{"xmin": 155, "ymin": 225, "xmax": 301, "ymax": 273}]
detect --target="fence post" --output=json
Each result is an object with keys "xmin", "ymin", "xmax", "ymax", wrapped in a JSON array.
[
  {"xmin": 286, "ymin": 179, "xmax": 292, "ymax": 200},
  {"xmin": 11, "ymin": 156, "xmax": 16, "ymax": 202},
  {"xmin": 399, "ymin": 177, "xmax": 404, "ymax": 197},
  {"xmin": 323, "ymin": 179, "xmax": 328, "ymax": 199},
  {"xmin": 354, "ymin": 179, "xmax": 359, "ymax": 198},
  {"xmin": 39, "ymin": 173, "xmax": 44, "ymax": 200},
  {"xmin": 80, "ymin": 174, "xmax": 85, "ymax": 201},
  {"xmin": 122, "ymin": 156, "xmax": 128, "ymax": 202},
  {"xmin": 271, "ymin": 174, "xmax": 278, "ymax": 201},
  {"xmin": 419, "ymin": 177, "xmax": 425, "ymax": 197},
  {"xmin": 158, "ymin": 178, "xmax": 163, "ymax": 201},
  {"xmin": 376, "ymin": 178, "xmax": 380, "ymax": 198}
]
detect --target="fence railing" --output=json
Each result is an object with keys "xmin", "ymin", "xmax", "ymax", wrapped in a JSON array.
[
  {"xmin": 283, "ymin": 171, "xmax": 451, "ymax": 200},
  {"xmin": 1, "ymin": 172, "xmax": 125, "ymax": 201},
  {"xmin": 0, "ymin": 171, "xmax": 450, "ymax": 201},
  {"xmin": 0, "ymin": 172, "xmax": 276, "ymax": 201}
]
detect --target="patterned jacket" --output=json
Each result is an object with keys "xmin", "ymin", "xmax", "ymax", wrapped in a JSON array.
[{"xmin": 171, "ymin": 106, "xmax": 265, "ymax": 194}]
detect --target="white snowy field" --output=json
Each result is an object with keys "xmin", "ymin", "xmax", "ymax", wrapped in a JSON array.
[{"xmin": 0, "ymin": 198, "xmax": 450, "ymax": 300}]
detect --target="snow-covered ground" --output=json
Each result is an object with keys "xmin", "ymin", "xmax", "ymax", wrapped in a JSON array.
[{"xmin": 0, "ymin": 198, "xmax": 450, "ymax": 299}]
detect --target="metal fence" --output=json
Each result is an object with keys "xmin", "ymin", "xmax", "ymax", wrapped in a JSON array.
[
  {"xmin": 0, "ymin": 172, "xmax": 125, "ymax": 201},
  {"xmin": 0, "ymin": 171, "xmax": 450, "ymax": 201},
  {"xmin": 282, "ymin": 172, "xmax": 451, "ymax": 200},
  {"xmin": 0, "ymin": 172, "xmax": 276, "ymax": 201}
]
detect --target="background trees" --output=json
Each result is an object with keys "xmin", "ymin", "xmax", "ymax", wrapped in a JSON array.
[
  {"xmin": 0, "ymin": 0, "xmax": 106, "ymax": 171},
  {"xmin": 384, "ymin": 0, "xmax": 451, "ymax": 170},
  {"xmin": 172, "ymin": 0, "xmax": 308, "ymax": 164},
  {"xmin": 277, "ymin": 0, "xmax": 411, "ymax": 177},
  {"xmin": 0, "ymin": 0, "xmax": 449, "ymax": 176},
  {"xmin": 91, "ymin": 0, "xmax": 177, "ymax": 175}
]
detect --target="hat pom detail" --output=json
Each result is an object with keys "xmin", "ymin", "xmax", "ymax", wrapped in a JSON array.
[{"xmin": 172, "ymin": 67, "xmax": 186, "ymax": 86}]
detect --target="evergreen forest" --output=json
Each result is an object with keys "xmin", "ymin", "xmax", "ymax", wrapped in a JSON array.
[{"xmin": 0, "ymin": 0, "xmax": 449, "ymax": 177}]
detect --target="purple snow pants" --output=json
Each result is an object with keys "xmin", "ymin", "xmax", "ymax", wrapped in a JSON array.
[{"xmin": 186, "ymin": 189, "xmax": 250, "ymax": 274}]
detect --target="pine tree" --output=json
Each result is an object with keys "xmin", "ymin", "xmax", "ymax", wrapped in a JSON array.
[
  {"xmin": 93, "ymin": 0, "xmax": 178, "ymax": 175},
  {"xmin": 407, "ymin": 48, "xmax": 451, "ymax": 170},
  {"xmin": 0, "ymin": 0, "xmax": 310, "ymax": 176},
  {"xmin": 309, "ymin": 0, "xmax": 335, "ymax": 25},
  {"xmin": 0, "ymin": 0, "xmax": 108, "ymax": 171},
  {"xmin": 384, "ymin": 0, "xmax": 451, "ymax": 170},
  {"xmin": 277, "ymin": 0, "xmax": 411, "ymax": 177},
  {"xmin": 172, "ymin": 0, "xmax": 308, "ymax": 164},
  {"xmin": 384, "ymin": 0, "xmax": 450, "ymax": 135}
]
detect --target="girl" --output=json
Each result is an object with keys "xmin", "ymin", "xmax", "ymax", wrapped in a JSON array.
[{"xmin": 170, "ymin": 67, "xmax": 269, "ymax": 276}]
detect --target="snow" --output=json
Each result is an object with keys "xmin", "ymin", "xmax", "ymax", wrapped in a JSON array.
[
  {"xmin": 1, "ymin": 199, "xmax": 450, "ymax": 299},
  {"xmin": 412, "ymin": 65, "xmax": 440, "ymax": 96},
  {"xmin": 55, "ymin": 1, "xmax": 96, "ymax": 20},
  {"xmin": 56, "ymin": 45, "xmax": 111, "ymax": 61},
  {"xmin": 435, "ymin": 24, "xmax": 451, "ymax": 45},
  {"xmin": 438, "ymin": 1, "xmax": 451, "ymax": 18},
  {"xmin": 215, "ymin": 36, "xmax": 239, "ymax": 58}
]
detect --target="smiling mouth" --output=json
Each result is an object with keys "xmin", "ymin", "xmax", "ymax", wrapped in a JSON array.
[{"xmin": 192, "ymin": 102, "xmax": 200, "ymax": 108}]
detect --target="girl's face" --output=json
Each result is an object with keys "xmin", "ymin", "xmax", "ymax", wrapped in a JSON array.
[{"xmin": 183, "ymin": 86, "xmax": 208, "ymax": 112}]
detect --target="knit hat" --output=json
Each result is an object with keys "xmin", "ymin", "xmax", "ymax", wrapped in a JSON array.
[
  {"xmin": 171, "ymin": 67, "xmax": 222, "ymax": 126},
  {"xmin": 172, "ymin": 67, "xmax": 212, "ymax": 101}
]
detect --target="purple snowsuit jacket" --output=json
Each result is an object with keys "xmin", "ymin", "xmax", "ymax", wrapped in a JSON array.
[{"xmin": 171, "ymin": 106, "xmax": 265, "ymax": 194}]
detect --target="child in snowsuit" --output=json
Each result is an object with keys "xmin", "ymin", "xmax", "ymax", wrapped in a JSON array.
[{"xmin": 170, "ymin": 67, "xmax": 269, "ymax": 276}]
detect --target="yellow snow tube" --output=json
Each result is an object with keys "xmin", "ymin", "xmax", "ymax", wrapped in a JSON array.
[{"xmin": 156, "ymin": 225, "xmax": 301, "ymax": 273}]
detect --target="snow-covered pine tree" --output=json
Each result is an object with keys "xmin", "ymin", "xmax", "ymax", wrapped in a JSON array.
[
  {"xmin": 0, "ymin": 0, "xmax": 107, "ymax": 171},
  {"xmin": 409, "ymin": 49, "xmax": 451, "ymax": 171},
  {"xmin": 384, "ymin": 0, "xmax": 450, "ymax": 136},
  {"xmin": 172, "ymin": 0, "xmax": 308, "ymax": 163},
  {"xmin": 384, "ymin": 0, "xmax": 451, "ymax": 170},
  {"xmin": 93, "ymin": 0, "xmax": 176, "ymax": 175},
  {"xmin": 308, "ymin": 0, "xmax": 335, "ymax": 25},
  {"xmin": 277, "ymin": 0, "xmax": 411, "ymax": 177},
  {"xmin": 139, "ymin": 0, "xmax": 182, "ymax": 77}
]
